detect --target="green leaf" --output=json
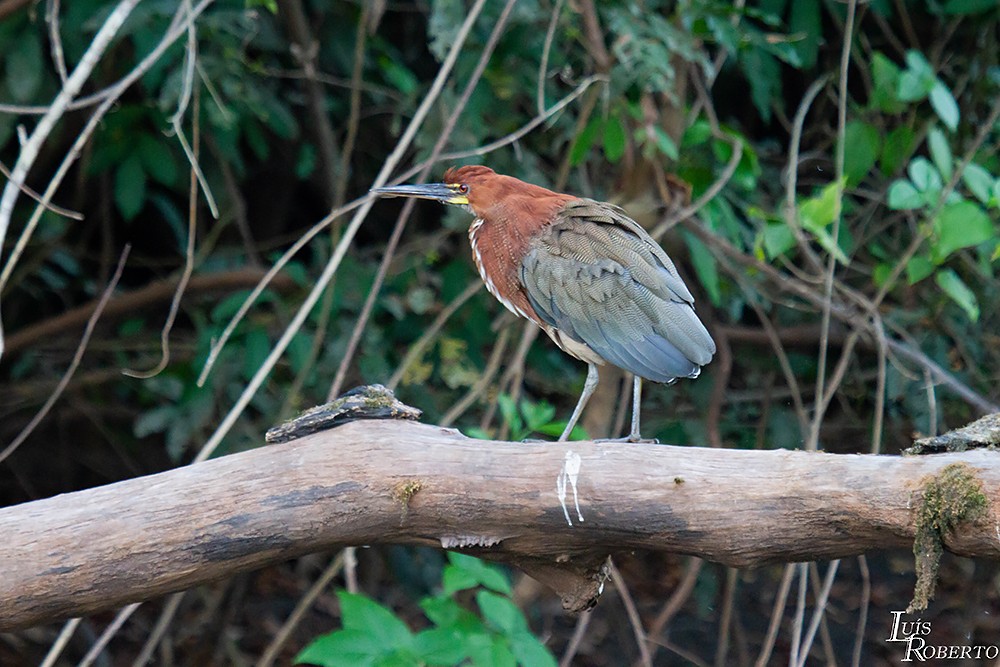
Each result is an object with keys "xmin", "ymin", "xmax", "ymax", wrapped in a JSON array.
[
  {"xmin": 295, "ymin": 629, "xmax": 382, "ymax": 666},
  {"xmin": 5, "ymin": 33, "xmax": 43, "ymax": 103},
  {"xmin": 467, "ymin": 635, "xmax": 516, "ymax": 667},
  {"xmin": 935, "ymin": 269, "xmax": 979, "ymax": 321},
  {"xmin": 338, "ymin": 592, "xmax": 414, "ymax": 649},
  {"xmin": 929, "ymin": 81, "xmax": 960, "ymax": 131},
  {"xmin": 520, "ymin": 400, "xmax": 555, "ymax": 432},
  {"xmin": 446, "ymin": 553, "xmax": 512, "ymax": 595},
  {"xmin": 961, "ymin": 163, "xmax": 994, "ymax": 205},
  {"xmin": 932, "ymin": 200, "xmax": 994, "ymax": 261},
  {"xmin": 115, "ymin": 155, "xmax": 148, "ymax": 220},
  {"xmin": 442, "ymin": 564, "xmax": 480, "ymax": 595},
  {"xmin": 378, "ymin": 55, "xmax": 418, "ymax": 95},
  {"xmin": 569, "ymin": 117, "xmax": 602, "ymax": 166},
  {"xmin": 740, "ymin": 48, "xmax": 780, "ymax": 122},
  {"xmin": 843, "ymin": 121, "xmax": 880, "ymax": 185},
  {"xmin": 476, "ymin": 590, "xmax": 526, "ymax": 635},
  {"xmin": 683, "ymin": 231, "xmax": 721, "ymax": 306},
  {"xmin": 414, "ymin": 627, "xmax": 469, "ymax": 664},
  {"xmin": 887, "ymin": 180, "xmax": 922, "ymax": 210},
  {"xmin": 789, "ymin": 0, "xmax": 821, "ymax": 69},
  {"xmin": 872, "ymin": 262, "xmax": 892, "ymax": 287},
  {"xmin": 761, "ymin": 222, "xmax": 796, "ymax": 259},
  {"xmin": 509, "ymin": 632, "xmax": 558, "ymax": 667},
  {"xmin": 897, "ymin": 51, "xmax": 936, "ymax": 101},
  {"xmin": 602, "ymin": 116, "xmax": 626, "ymax": 163},
  {"xmin": 138, "ymin": 136, "xmax": 179, "ymax": 187},
  {"xmin": 880, "ymin": 126, "xmax": 916, "ymax": 176},
  {"xmin": 497, "ymin": 394, "xmax": 522, "ymax": 438},
  {"xmin": 420, "ymin": 595, "xmax": 463, "ymax": 627},
  {"xmin": 682, "ymin": 120, "xmax": 712, "ymax": 147},
  {"xmin": 906, "ymin": 255, "xmax": 935, "ymax": 284},
  {"xmin": 134, "ymin": 405, "xmax": 175, "ymax": 438},
  {"xmin": 652, "ymin": 126, "xmax": 679, "ymax": 160},
  {"xmin": 907, "ymin": 157, "xmax": 939, "ymax": 193},
  {"xmin": 927, "ymin": 127, "xmax": 953, "ymax": 182},
  {"xmin": 811, "ymin": 226, "xmax": 850, "ymax": 265},
  {"xmin": 944, "ymin": 0, "xmax": 998, "ymax": 16},
  {"xmin": 799, "ymin": 180, "xmax": 843, "ymax": 231},
  {"xmin": 871, "ymin": 52, "xmax": 904, "ymax": 113}
]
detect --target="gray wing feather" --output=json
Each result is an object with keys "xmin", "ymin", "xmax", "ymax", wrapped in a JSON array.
[{"xmin": 521, "ymin": 199, "xmax": 715, "ymax": 383}]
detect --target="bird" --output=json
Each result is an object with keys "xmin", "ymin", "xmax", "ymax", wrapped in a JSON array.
[{"xmin": 372, "ymin": 165, "xmax": 715, "ymax": 442}]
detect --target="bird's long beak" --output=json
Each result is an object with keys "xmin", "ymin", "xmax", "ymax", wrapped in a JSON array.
[{"xmin": 370, "ymin": 182, "xmax": 468, "ymax": 206}]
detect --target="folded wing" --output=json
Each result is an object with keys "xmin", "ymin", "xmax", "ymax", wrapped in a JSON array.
[{"xmin": 520, "ymin": 199, "xmax": 716, "ymax": 383}]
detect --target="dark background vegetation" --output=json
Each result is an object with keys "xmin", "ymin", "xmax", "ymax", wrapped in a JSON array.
[{"xmin": 1, "ymin": 0, "xmax": 998, "ymax": 664}]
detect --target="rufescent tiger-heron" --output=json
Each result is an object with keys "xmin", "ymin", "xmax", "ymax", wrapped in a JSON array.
[{"xmin": 372, "ymin": 166, "xmax": 715, "ymax": 442}]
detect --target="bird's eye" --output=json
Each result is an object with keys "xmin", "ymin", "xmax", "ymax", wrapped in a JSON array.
[{"xmin": 459, "ymin": 184, "xmax": 469, "ymax": 194}]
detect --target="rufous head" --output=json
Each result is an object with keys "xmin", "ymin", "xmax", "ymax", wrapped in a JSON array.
[{"xmin": 370, "ymin": 166, "xmax": 566, "ymax": 221}]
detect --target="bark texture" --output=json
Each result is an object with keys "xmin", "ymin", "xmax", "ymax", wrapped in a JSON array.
[{"xmin": 1, "ymin": 419, "xmax": 998, "ymax": 631}]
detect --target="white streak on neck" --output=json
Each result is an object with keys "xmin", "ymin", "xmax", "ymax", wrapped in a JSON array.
[{"xmin": 469, "ymin": 217, "xmax": 530, "ymax": 320}]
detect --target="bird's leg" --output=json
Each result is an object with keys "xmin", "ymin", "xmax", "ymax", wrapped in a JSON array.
[
  {"xmin": 627, "ymin": 376, "xmax": 659, "ymax": 443},
  {"xmin": 559, "ymin": 364, "xmax": 599, "ymax": 441},
  {"xmin": 629, "ymin": 375, "xmax": 643, "ymax": 442},
  {"xmin": 596, "ymin": 375, "xmax": 659, "ymax": 444}
]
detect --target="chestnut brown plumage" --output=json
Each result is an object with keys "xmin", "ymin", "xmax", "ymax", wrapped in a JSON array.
[{"xmin": 372, "ymin": 166, "xmax": 715, "ymax": 441}]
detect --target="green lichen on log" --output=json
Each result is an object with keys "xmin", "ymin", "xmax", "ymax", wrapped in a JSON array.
[{"xmin": 908, "ymin": 462, "xmax": 988, "ymax": 612}]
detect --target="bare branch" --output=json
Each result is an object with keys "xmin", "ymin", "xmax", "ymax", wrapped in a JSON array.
[{"xmin": 2, "ymin": 419, "xmax": 998, "ymax": 632}]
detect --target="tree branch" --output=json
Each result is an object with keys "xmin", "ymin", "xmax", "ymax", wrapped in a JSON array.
[
  {"xmin": 3, "ymin": 268, "xmax": 295, "ymax": 358},
  {"xmin": 1, "ymin": 417, "xmax": 998, "ymax": 630}
]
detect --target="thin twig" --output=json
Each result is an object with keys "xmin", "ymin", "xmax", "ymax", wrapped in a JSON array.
[
  {"xmin": 0, "ymin": 245, "xmax": 130, "ymax": 465},
  {"xmin": 124, "ymin": 79, "xmax": 202, "ymax": 379},
  {"xmin": 0, "ymin": 157, "xmax": 83, "ymax": 219},
  {"xmin": 609, "ymin": 560, "xmax": 653, "ymax": 667},
  {"xmin": 335, "ymin": 2, "xmax": 369, "ymax": 210},
  {"xmin": 387, "ymin": 281, "xmax": 482, "ymax": 391},
  {"xmin": 715, "ymin": 568, "xmax": 738, "ymax": 667},
  {"xmin": 131, "ymin": 592, "xmax": 185, "ymax": 667},
  {"xmin": 650, "ymin": 136, "xmax": 743, "ymax": 239},
  {"xmin": 0, "ymin": 0, "xmax": 140, "ymax": 268},
  {"xmin": 537, "ymin": 0, "xmax": 566, "ymax": 116},
  {"xmin": 755, "ymin": 564, "xmax": 795, "ymax": 667},
  {"xmin": 45, "ymin": 0, "xmax": 68, "ymax": 83},
  {"xmin": 783, "ymin": 75, "xmax": 832, "ymax": 275},
  {"xmin": 924, "ymin": 368, "xmax": 938, "ymax": 437},
  {"xmin": 794, "ymin": 560, "xmax": 841, "ymax": 667},
  {"xmin": 440, "ymin": 324, "xmax": 511, "ymax": 426},
  {"xmin": 0, "ymin": 0, "xmax": 216, "ymax": 358},
  {"xmin": 328, "ymin": 0, "xmax": 518, "ymax": 400},
  {"xmin": 77, "ymin": 602, "xmax": 141, "ymax": 667},
  {"xmin": 258, "ymin": 553, "xmax": 345, "ymax": 667},
  {"xmin": 646, "ymin": 557, "xmax": 703, "ymax": 663},
  {"xmin": 807, "ymin": 0, "xmax": 857, "ymax": 453},
  {"xmin": 192, "ymin": 0, "xmax": 490, "ymax": 464},
  {"xmin": 343, "ymin": 546, "xmax": 358, "ymax": 594},
  {"xmin": 807, "ymin": 562, "xmax": 839, "ymax": 667},
  {"xmin": 852, "ymin": 556, "xmax": 871, "ymax": 667},
  {"xmin": 558, "ymin": 609, "xmax": 593, "ymax": 667},
  {"xmin": 789, "ymin": 563, "xmax": 809, "ymax": 667},
  {"xmin": 737, "ymin": 279, "xmax": 809, "ymax": 435},
  {"xmin": 39, "ymin": 618, "xmax": 81, "ymax": 667}
]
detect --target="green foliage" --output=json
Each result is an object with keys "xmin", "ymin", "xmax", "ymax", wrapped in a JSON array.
[
  {"xmin": 295, "ymin": 554, "xmax": 555, "ymax": 667},
  {"xmin": 467, "ymin": 395, "xmax": 587, "ymax": 441}
]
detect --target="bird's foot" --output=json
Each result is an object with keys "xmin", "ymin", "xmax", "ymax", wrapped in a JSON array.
[
  {"xmin": 595, "ymin": 435, "xmax": 659, "ymax": 444},
  {"xmin": 521, "ymin": 438, "xmax": 547, "ymax": 443}
]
